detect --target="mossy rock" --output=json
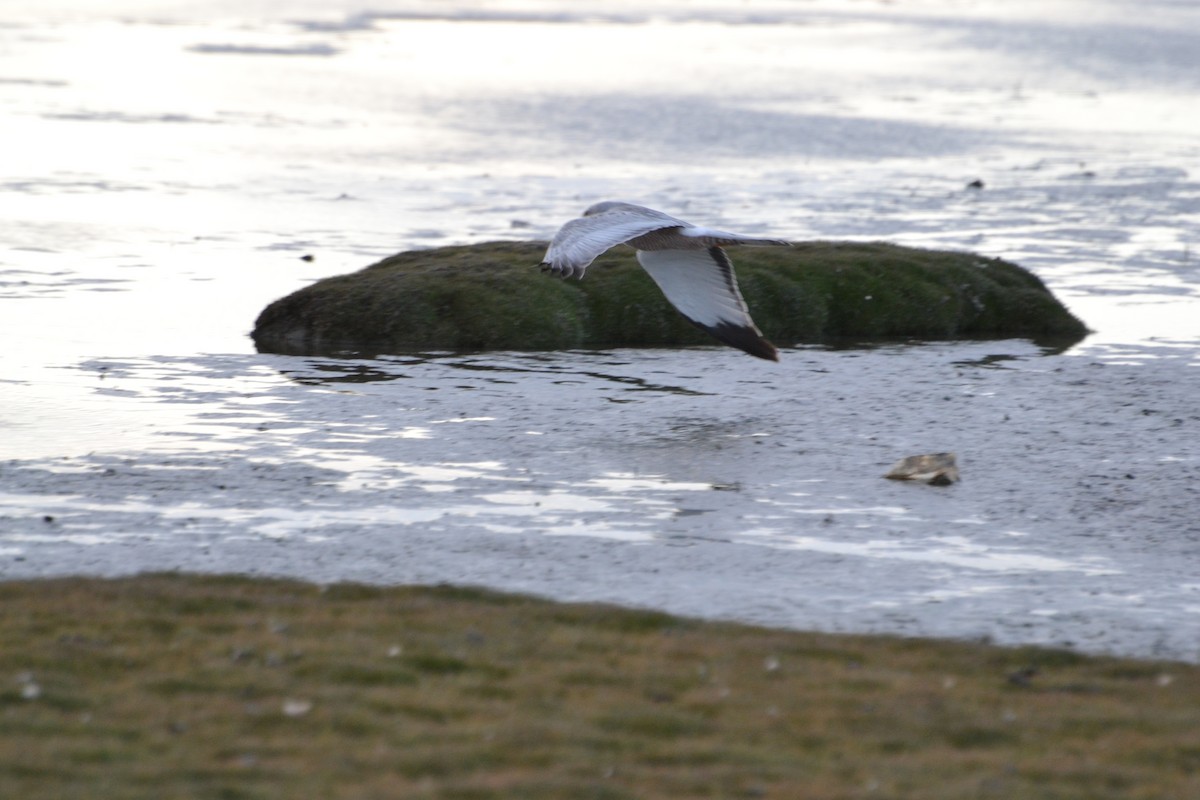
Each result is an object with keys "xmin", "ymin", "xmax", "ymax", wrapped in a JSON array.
[{"xmin": 251, "ymin": 240, "xmax": 1088, "ymax": 355}]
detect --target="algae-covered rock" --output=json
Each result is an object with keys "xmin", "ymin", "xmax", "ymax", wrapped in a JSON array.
[{"xmin": 251, "ymin": 240, "xmax": 1088, "ymax": 355}]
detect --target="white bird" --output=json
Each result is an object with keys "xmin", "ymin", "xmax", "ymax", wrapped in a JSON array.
[{"xmin": 540, "ymin": 201, "xmax": 789, "ymax": 361}]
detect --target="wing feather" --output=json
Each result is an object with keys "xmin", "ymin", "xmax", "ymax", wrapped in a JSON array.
[
  {"xmin": 636, "ymin": 247, "xmax": 778, "ymax": 361},
  {"xmin": 680, "ymin": 227, "xmax": 791, "ymax": 247},
  {"xmin": 541, "ymin": 205, "xmax": 687, "ymax": 278}
]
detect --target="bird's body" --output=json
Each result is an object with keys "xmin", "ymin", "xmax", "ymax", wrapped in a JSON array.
[{"xmin": 540, "ymin": 201, "xmax": 789, "ymax": 360}]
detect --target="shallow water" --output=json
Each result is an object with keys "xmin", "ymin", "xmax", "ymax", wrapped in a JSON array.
[
  {"xmin": 2, "ymin": 1, "xmax": 1199, "ymax": 659},
  {"xmin": 3, "ymin": 344, "xmax": 1199, "ymax": 659}
]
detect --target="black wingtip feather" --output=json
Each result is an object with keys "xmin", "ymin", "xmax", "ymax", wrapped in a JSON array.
[{"xmin": 699, "ymin": 321, "xmax": 779, "ymax": 361}]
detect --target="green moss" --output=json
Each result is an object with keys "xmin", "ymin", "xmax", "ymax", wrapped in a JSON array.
[
  {"xmin": 255, "ymin": 242, "xmax": 589, "ymax": 354},
  {"xmin": 595, "ymin": 709, "xmax": 715, "ymax": 739},
  {"xmin": 251, "ymin": 240, "xmax": 1088, "ymax": 356}
]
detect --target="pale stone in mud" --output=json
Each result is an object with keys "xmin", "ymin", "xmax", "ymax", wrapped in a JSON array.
[
  {"xmin": 885, "ymin": 453, "xmax": 961, "ymax": 486},
  {"xmin": 251, "ymin": 240, "xmax": 1088, "ymax": 355}
]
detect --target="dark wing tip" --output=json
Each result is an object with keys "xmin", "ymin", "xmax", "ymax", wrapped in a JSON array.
[
  {"xmin": 703, "ymin": 322, "xmax": 779, "ymax": 361},
  {"xmin": 540, "ymin": 261, "xmax": 583, "ymax": 279}
]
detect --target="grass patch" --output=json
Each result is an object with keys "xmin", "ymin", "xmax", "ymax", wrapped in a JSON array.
[{"xmin": 0, "ymin": 573, "xmax": 1196, "ymax": 799}]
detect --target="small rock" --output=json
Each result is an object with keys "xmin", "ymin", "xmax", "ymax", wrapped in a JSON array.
[
  {"xmin": 282, "ymin": 698, "xmax": 313, "ymax": 717},
  {"xmin": 16, "ymin": 672, "xmax": 41, "ymax": 700},
  {"xmin": 884, "ymin": 453, "xmax": 960, "ymax": 485}
]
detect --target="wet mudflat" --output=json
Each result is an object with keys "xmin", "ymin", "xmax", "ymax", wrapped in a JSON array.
[{"xmin": 3, "ymin": 340, "xmax": 1198, "ymax": 660}]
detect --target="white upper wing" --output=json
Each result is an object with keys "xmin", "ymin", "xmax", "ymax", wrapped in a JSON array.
[
  {"xmin": 541, "ymin": 205, "xmax": 687, "ymax": 278},
  {"xmin": 636, "ymin": 247, "xmax": 778, "ymax": 361}
]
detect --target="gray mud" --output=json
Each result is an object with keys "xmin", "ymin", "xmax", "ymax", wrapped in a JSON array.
[{"xmin": 3, "ymin": 342, "xmax": 1198, "ymax": 661}]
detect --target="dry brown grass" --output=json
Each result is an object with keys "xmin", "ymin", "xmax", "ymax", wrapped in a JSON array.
[{"xmin": 0, "ymin": 574, "xmax": 1196, "ymax": 799}]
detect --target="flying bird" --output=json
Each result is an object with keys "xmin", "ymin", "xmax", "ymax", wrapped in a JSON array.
[{"xmin": 540, "ymin": 201, "xmax": 789, "ymax": 361}]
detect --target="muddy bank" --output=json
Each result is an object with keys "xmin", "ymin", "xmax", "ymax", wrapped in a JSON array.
[{"xmin": 251, "ymin": 241, "xmax": 1088, "ymax": 356}]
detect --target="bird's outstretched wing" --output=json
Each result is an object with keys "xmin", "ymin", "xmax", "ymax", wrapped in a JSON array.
[
  {"xmin": 636, "ymin": 247, "xmax": 778, "ymax": 362},
  {"xmin": 679, "ymin": 227, "xmax": 792, "ymax": 248},
  {"xmin": 541, "ymin": 205, "xmax": 686, "ymax": 278}
]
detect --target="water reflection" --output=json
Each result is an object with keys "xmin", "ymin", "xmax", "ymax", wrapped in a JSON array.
[
  {"xmin": 268, "ymin": 351, "xmax": 714, "ymax": 396},
  {"xmin": 283, "ymin": 361, "xmax": 416, "ymax": 385},
  {"xmin": 263, "ymin": 339, "xmax": 1087, "ymax": 395}
]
